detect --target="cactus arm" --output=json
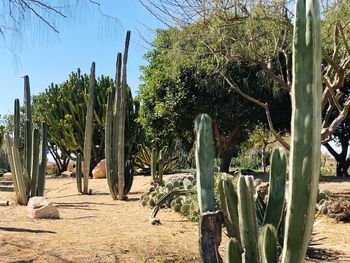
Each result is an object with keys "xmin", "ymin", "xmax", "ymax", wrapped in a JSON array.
[
  {"xmin": 117, "ymin": 31, "xmax": 131, "ymax": 199},
  {"xmin": 4, "ymin": 134, "xmax": 19, "ymax": 194},
  {"xmin": 259, "ymin": 225, "xmax": 278, "ymax": 263},
  {"xmin": 225, "ymin": 238, "xmax": 242, "ymax": 263},
  {"xmin": 263, "ymin": 148, "xmax": 287, "ymax": 229},
  {"xmin": 14, "ymin": 99, "xmax": 20, "ymax": 148},
  {"xmin": 158, "ymin": 147, "xmax": 165, "ymax": 184},
  {"xmin": 218, "ymin": 177, "xmax": 241, "ymax": 243},
  {"xmin": 237, "ymin": 176, "xmax": 258, "ymax": 263},
  {"xmin": 194, "ymin": 114, "xmax": 215, "ymax": 214},
  {"xmin": 151, "ymin": 146, "xmax": 158, "ymax": 183},
  {"xmin": 24, "ymin": 76, "xmax": 32, "ymax": 177},
  {"xmin": 281, "ymin": 0, "xmax": 322, "ymax": 262},
  {"xmin": 12, "ymin": 145, "xmax": 29, "ymax": 205},
  {"xmin": 37, "ymin": 122, "xmax": 48, "ymax": 196},
  {"xmin": 195, "ymin": 114, "xmax": 215, "ymax": 214},
  {"xmin": 82, "ymin": 62, "xmax": 95, "ymax": 194},
  {"xmin": 112, "ymin": 53, "xmax": 122, "ymax": 190},
  {"xmin": 76, "ymin": 152, "xmax": 83, "ymax": 193},
  {"xmin": 30, "ymin": 128, "xmax": 40, "ymax": 197},
  {"xmin": 105, "ymin": 91, "xmax": 118, "ymax": 200}
]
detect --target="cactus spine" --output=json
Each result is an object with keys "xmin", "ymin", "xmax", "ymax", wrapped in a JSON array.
[
  {"xmin": 4, "ymin": 76, "xmax": 48, "ymax": 205},
  {"xmin": 81, "ymin": 62, "xmax": 95, "ymax": 194},
  {"xmin": 105, "ymin": 31, "xmax": 132, "ymax": 200},
  {"xmin": 194, "ymin": 114, "xmax": 215, "ymax": 214},
  {"xmin": 281, "ymin": 0, "xmax": 321, "ymax": 261}
]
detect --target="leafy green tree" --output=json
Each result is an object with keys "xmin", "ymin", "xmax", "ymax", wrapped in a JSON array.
[
  {"xmin": 138, "ymin": 29, "xmax": 291, "ymax": 172},
  {"xmin": 141, "ymin": 0, "xmax": 350, "ymax": 156}
]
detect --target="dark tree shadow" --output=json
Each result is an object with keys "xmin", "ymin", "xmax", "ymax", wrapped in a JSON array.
[
  {"xmin": 0, "ymin": 227, "xmax": 56, "ymax": 234},
  {"xmin": 306, "ymin": 247, "xmax": 344, "ymax": 262}
]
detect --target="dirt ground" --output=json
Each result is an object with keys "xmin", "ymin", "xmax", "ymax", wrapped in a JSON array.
[{"xmin": 0, "ymin": 175, "xmax": 350, "ymax": 263}]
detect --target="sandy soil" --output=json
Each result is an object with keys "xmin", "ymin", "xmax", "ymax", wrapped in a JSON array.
[{"xmin": 0, "ymin": 175, "xmax": 349, "ymax": 263}]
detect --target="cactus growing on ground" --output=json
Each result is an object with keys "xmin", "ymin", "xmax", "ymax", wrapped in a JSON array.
[
  {"xmin": 197, "ymin": 0, "xmax": 322, "ymax": 262},
  {"xmin": 195, "ymin": 114, "xmax": 223, "ymax": 263},
  {"xmin": 150, "ymin": 139, "xmax": 168, "ymax": 185},
  {"xmin": 194, "ymin": 114, "xmax": 215, "ymax": 214},
  {"xmin": 281, "ymin": 0, "xmax": 321, "ymax": 261},
  {"xmin": 105, "ymin": 31, "xmax": 135, "ymax": 200},
  {"xmin": 78, "ymin": 62, "xmax": 95, "ymax": 195},
  {"xmin": 4, "ymin": 76, "xmax": 48, "ymax": 205}
]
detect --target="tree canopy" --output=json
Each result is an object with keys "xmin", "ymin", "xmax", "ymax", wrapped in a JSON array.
[
  {"xmin": 141, "ymin": 0, "xmax": 350, "ymax": 156},
  {"xmin": 138, "ymin": 28, "xmax": 291, "ymax": 171}
]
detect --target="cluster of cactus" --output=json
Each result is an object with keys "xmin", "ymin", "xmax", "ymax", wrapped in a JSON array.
[
  {"xmin": 196, "ymin": 0, "xmax": 322, "ymax": 262},
  {"xmin": 141, "ymin": 175, "xmax": 199, "ymax": 220},
  {"xmin": 105, "ymin": 31, "xmax": 136, "ymax": 200},
  {"xmin": 219, "ymin": 148, "xmax": 286, "ymax": 263},
  {"xmin": 4, "ymin": 76, "xmax": 48, "ymax": 205},
  {"xmin": 76, "ymin": 62, "xmax": 95, "ymax": 194},
  {"xmin": 133, "ymin": 142, "xmax": 178, "ymax": 175}
]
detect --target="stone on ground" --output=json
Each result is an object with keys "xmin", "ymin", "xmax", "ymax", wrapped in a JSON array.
[
  {"xmin": 27, "ymin": 196, "xmax": 60, "ymax": 219},
  {"xmin": 92, "ymin": 159, "xmax": 106, "ymax": 179}
]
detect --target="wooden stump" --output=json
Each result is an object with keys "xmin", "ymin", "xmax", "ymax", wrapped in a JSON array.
[{"xmin": 199, "ymin": 210, "xmax": 224, "ymax": 263}]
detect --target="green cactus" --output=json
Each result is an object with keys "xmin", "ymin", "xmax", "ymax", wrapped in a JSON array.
[
  {"xmin": 218, "ymin": 176, "xmax": 240, "ymax": 243},
  {"xmin": 149, "ymin": 139, "xmax": 168, "ymax": 185},
  {"xmin": 76, "ymin": 152, "xmax": 83, "ymax": 193},
  {"xmin": 151, "ymin": 144, "xmax": 158, "ymax": 182},
  {"xmin": 258, "ymin": 225, "xmax": 278, "ymax": 263},
  {"xmin": 225, "ymin": 239, "xmax": 242, "ymax": 263},
  {"xmin": 237, "ymin": 176, "xmax": 258, "ymax": 263},
  {"xmin": 194, "ymin": 114, "xmax": 215, "ymax": 214},
  {"xmin": 105, "ymin": 31, "xmax": 136, "ymax": 200},
  {"xmin": 263, "ymin": 148, "xmax": 287, "ymax": 229},
  {"xmin": 4, "ymin": 76, "xmax": 48, "ymax": 205},
  {"xmin": 281, "ymin": 0, "xmax": 321, "ymax": 261},
  {"xmin": 81, "ymin": 62, "xmax": 95, "ymax": 194}
]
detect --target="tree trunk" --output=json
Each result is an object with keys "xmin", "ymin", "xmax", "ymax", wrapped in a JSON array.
[
  {"xmin": 212, "ymin": 120, "xmax": 240, "ymax": 173},
  {"xmin": 219, "ymin": 151, "xmax": 234, "ymax": 173},
  {"xmin": 336, "ymin": 158, "xmax": 350, "ymax": 177}
]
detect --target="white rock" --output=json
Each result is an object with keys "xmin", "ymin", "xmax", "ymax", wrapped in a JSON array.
[
  {"xmin": 27, "ymin": 197, "xmax": 60, "ymax": 219},
  {"xmin": 92, "ymin": 159, "xmax": 106, "ymax": 179}
]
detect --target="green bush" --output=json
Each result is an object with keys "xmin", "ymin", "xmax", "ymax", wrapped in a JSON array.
[{"xmin": 0, "ymin": 147, "xmax": 10, "ymax": 176}]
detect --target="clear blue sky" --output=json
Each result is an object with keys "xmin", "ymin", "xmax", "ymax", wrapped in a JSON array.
[{"xmin": 0, "ymin": 0, "xmax": 161, "ymax": 117}]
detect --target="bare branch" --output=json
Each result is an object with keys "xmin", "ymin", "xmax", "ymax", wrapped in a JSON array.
[{"xmin": 221, "ymin": 72, "xmax": 290, "ymax": 151}]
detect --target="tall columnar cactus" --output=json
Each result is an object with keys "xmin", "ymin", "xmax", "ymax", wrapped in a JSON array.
[
  {"xmin": 194, "ymin": 114, "xmax": 215, "ymax": 214},
  {"xmin": 281, "ymin": 0, "xmax": 321, "ymax": 261},
  {"xmin": 4, "ymin": 76, "xmax": 48, "ymax": 205},
  {"xmin": 195, "ymin": 114, "xmax": 223, "ymax": 263},
  {"xmin": 76, "ymin": 153, "xmax": 82, "ymax": 193},
  {"xmin": 80, "ymin": 62, "xmax": 95, "ymax": 195},
  {"xmin": 105, "ymin": 31, "xmax": 134, "ymax": 200}
]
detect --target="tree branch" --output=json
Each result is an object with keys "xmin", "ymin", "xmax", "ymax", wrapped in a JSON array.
[
  {"xmin": 323, "ymin": 142, "xmax": 340, "ymax": 160},
  {"xmin": 220, "ymin": 72, "xmax": 290, "ymax": 151}
]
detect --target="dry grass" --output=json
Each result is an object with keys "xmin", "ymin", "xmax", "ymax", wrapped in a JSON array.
[{"xmin": 0, "ymin": 175, "xmax": 349, "ymax": 262}]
